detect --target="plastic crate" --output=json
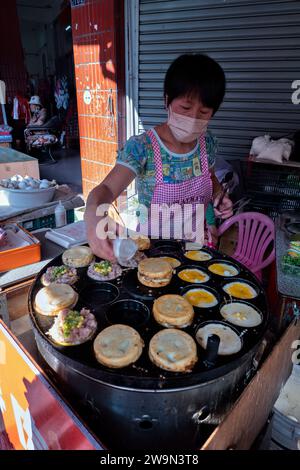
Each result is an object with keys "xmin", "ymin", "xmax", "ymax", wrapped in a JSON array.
[
  {"xmin": 245, "ymin": 193, "xmax": 300, "ymax": 216},
  {"xmin": 243, "ymin": 160, "xmax": 300, "ymax": 220},
  {"xmin": 20, "ymin": 209, "xmax": 75, "ymax": 231},
  {"xmin": 247, "ymin": 169, "xmax": 300, "ymax": 195}
]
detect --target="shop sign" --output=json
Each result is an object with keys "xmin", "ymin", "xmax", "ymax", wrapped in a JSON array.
[{"xmin": 0, "ymin": 320, "xmax": 103, "ymax": 450}]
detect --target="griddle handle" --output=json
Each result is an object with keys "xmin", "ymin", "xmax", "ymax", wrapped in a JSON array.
[{"xmin": 204, "ymin": 334, "xmax": 220, "ymax": 368}]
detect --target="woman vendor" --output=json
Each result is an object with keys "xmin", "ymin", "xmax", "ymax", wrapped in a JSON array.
[{"xmin": 85, "ymin": 53, "xmax": 233, "ymax": 260}]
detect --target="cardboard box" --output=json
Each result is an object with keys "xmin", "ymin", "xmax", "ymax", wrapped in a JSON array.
[{"xmin": 0, "ymin": 147, "xmax": 39, "ymax": 179}]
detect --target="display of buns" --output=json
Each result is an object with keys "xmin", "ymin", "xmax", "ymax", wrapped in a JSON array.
[
  {"xmin": 153, "ymin": 294, "xmax": 194, "ymax": 328},
  {"xmin": 138, "ymin": 258, "xmax": 173, "ymax": 288},
  {"xmin": 62, "ymin": 246, "xmax": 94, "ymax": 268},
  {"xmin": 93, "ymin": 324, "xmax": 144, "ymax": 368},
  {"xmin": 34, "ymin": 283, "xmax": 78, "ymax": 316},
  {"xmin": 149, "ymin": 329, "xmax": 198, "ymax": 372}
]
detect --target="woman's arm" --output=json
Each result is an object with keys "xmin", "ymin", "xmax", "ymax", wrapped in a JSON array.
[{"xmin": 84, "ymin": 164, "xmax": 136, "ymax": 260}]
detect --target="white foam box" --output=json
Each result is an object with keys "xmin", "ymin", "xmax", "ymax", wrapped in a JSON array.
[{"xmin": 0, "ymin": 147, "xmax": 39, "ymax": 179}]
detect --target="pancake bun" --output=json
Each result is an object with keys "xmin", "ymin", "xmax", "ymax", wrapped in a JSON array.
[
  {"xmin": 153, "ymin": 294, "xmax": 194, "ymax": 328},
  {"xmin": 34, "ymin": 283, "xmax": 78, "ymax": 316},
  {"xmin": 93, "ymin": 324, "xmax": 144, "ymax": 368},
  {"xmin": 62, "ymin": 246, "xmax": 94, "ymax": 268},
  {"xmin": 130, "ymin": 234, "xmax": 150, "ymax": 251},
  {"xmin": 138, "ymin": 258, "xmax": 173, "ymax": 288},
  {"xmin": 149, "ymin": 329, "xmax": 197, "ymax": 372}
]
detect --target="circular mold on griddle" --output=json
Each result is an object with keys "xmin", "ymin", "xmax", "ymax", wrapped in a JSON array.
[
  {"xmin": 207, "ymin": 260, "xmax": 240, "ymax": 277},
  {"xmin": 106, "ymin": 299, "xmax": 150, "ymax": 328},
  {"xmin": 80, "ymin": 282, "xmax": 120, "ymax": 309},
  {"xmin": 177, "ymin": 265, "xmax": 210, "ymax": 284}
]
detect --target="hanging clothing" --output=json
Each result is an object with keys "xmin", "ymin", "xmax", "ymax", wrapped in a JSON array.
[{"xmin": 12, "ymin": 95, "xmax": 30, "ymax": 124}]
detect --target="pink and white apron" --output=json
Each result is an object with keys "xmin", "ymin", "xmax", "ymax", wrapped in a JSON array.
[{"xmin": 139, "ymin": 129, "xmax": 213, "ymax": 243}]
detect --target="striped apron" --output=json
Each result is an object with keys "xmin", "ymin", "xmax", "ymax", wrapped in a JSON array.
[{"xmin": 139, "ymin": 128, "xmax": 213, "ymax": 242}]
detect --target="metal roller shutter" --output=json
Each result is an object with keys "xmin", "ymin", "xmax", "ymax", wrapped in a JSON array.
[{"xmin": 137, "ymin": 0, "xmax": 300, "ymax": 159}]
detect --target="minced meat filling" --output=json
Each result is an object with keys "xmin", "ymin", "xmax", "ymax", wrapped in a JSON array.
[
  {"xmin": 62, "ymin": 310, "xmax": 84, "ymax": 338},
  {"xmin": 93, "ymin": 261, "xmax": 112, "ymax": 276}
]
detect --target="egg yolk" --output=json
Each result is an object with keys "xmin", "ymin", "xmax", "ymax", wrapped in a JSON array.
[
  {"xmin": 185, "ymin": 290, "xmax": 217, "ymax": 307},
  {"xmin": 178, "ymin": 270, "xmax": 207, "ymax": 283},
  {"xmin": 230, "ymin": 312, "xmax": 248, "ymax": 321},
  {"xmin": 209, "ymin": 263, "xmax": 236, "ymax": 276},
  {"xmin": 185, "ymin": 251, "xmax": 211, "ymax": 261},
  {"xmin": 227, "ymin": 283, "xmax": 256, "ymax": 299}
]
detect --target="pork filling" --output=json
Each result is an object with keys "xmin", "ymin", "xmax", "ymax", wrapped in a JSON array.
[{"xmin": 48, "ymin": 308, "xmax": 97, "ymax": 344}]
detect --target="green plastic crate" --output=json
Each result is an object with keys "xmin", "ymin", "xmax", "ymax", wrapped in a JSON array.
[{"xmin": 20, "ymin": 209, "xmax": 75, "ymax": 231}]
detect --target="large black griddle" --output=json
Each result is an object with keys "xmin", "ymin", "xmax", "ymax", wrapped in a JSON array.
[{"xmin": 28, "ymin": 239, "xmax": 269, "ymax": 390}]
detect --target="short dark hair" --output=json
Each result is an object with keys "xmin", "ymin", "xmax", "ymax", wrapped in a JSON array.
[{"xmin": 164, "ymin": 54, "xmax": 226, "ymax": 114}]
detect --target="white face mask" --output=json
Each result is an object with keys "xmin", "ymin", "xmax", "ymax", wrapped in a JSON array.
[{"xmin": 167, "ymin": 105, "xmax": 208, "ymax": 143}]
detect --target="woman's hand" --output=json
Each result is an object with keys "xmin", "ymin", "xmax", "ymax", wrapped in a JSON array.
[
  {"xmin": 213, "ymin": 193, "xmax": 233, "ymax": 219},
  {"xmin": 87, "ymin": 214, "xmax": 116, "ymax": 262},
  {"xmin": 84, "ymin": 164, "xmax": 136, "ymax": 261}
]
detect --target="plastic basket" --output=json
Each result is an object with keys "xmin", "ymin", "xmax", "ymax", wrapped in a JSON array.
[{"xmin": 20, "ymin": 209, "xmax": 75, "ymax": 231}]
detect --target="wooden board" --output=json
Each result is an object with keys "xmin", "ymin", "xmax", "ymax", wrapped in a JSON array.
[{"xmin": 201, "ymin": 320, "xmax": 300, "ymax": 450}]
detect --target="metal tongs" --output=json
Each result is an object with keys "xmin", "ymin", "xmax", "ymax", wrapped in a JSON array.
[{"xmin": 214, "ymin": 171, "xmax": 234, "ymax": 212}]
